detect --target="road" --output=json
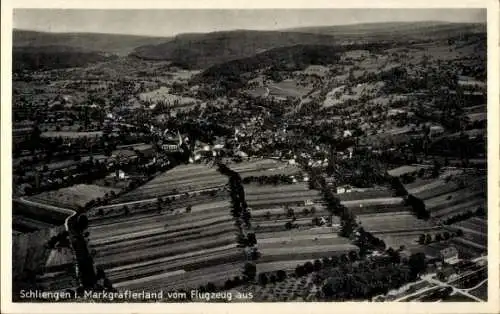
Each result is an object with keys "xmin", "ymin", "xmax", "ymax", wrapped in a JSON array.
[{"xmin": 394, "ymin": 256, "xmax": 488, "ymax": 302}]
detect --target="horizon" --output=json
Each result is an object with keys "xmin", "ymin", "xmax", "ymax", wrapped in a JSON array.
[
  {"xmin": 13, "ymin": 20, "xmax": 486, "ymax": 38},
  {"xmin": 13, "ymin": 9, "xmax": 486, "ymax": 37}
]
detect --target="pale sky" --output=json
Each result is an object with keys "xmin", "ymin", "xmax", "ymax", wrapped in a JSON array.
[{"xmin": 13, "ymin": 9, "xmax": 486, "ymax": 37}]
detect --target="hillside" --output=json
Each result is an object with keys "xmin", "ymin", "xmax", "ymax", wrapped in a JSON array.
[
  {"xmin": 131, "ymin": 22, "xmax": 486, "ymax": 69},
  {"xmin": 130, "ymin": 30, "xmax": 338, "ymax": 68},
  {"xmin": 193, "ymin": 42, "xmax": 395, "ymax": 93},
  {"xmin": 286, "ymin": 21, "xmax": 486, "ymax": 40},
  {"xmin": 13, "ymin": 29, "xmax": 171, "ymax": 56},
  {"xmin": 13, "ymin": 45, "xmax": 116, "ymax": 72}
]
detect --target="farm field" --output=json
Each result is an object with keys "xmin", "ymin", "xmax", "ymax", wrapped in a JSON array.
[
  {"xmin": 357, "ymin": 211, "xmax": 442, "ymax": 250},
  {"xmin": 243, "ymin": 179, "xmax": 357, "ymax": 278},
  {"xmin": 424, "ymin": 236, "xmax": 486, "ymax": 259},
  {"xmin": 27, "ymin": 184, "xmax": 120, "ymax": 210},
  {"xmin": 449, "ymin": 217, "xmax": 487, "ymax": 250},
  {"xmin": 86, "ymin": 164, "xmax": 249, "ymax": 292},
  {"xmin": 245, "ymin": 182, "xmax": 322, "ymax": 210},
  {"xmin": 116, "ymin": 164, "xmax": 227, "ymax": 202},
  {"xmin": 341, "ymin": 196, "xmax": 411, "ymax": 215},
  {"xmin": 268, "ymin": 80, "xmax": 312, "ymax": 98},
  {"xmin": 230, "ymin": 158, "xmax": 301, "ymax": 176},
  {"xmin": 424, "ymin": 179, "xmax": 486, "ymax": 214},
  {"xmin": 357, "ymin": 212, "xmax": 438, "ymax": 233},
  {"xmin": 246, "ymin": 80, "xmax": 311, "ymax": 99},
  {"xmin": 431, "ymin": 198, "xmax": 485, "ymax": 219},
  {"xmin": 336, "ymin": 188, "xmax": 394, "ymax": 201}
]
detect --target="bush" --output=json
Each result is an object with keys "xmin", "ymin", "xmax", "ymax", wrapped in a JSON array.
[
  {"xmin": 304, "ymin": 261, "xmax": 314, "ymax": 274},
  {"xmin": 258, "ymin": 273, "xmax": 269, "ymax": 286},
  {"xmin": 313, "ymin": 260, "xmax": 323, "ymax": 271},
  {"xmin": 277, "ymin": 270, "xmax": 287, "ymax": 282},
  {"xmin": 295, "ymin": 265, "xmax": 306, "ymax": 277}
]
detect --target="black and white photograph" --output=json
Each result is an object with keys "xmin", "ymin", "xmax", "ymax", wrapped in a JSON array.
[{"xmin": 2, "ymin": 2, "xmax": 499, "ymax": 312}]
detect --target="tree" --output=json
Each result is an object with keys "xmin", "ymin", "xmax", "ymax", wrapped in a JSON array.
[
  {"xmin": 435, "ymin": 233, "xmax": 443, "ymax": 242},
  {"xmin": 304, "ymin": 261, "xmax": 314, "ymax": 274},
  {"xmin": 285, "ymin": 221, "xmax": 293, "ymax": 230},
  {"xmin": 77, "ymin": 215, "xmax": 89, "ymax": 232},
  {"xmin": 247, "ymin": 233, "xmax": 257, "ymax": 246},
  {"xmin": 339, "ymin": 212, "xmax": 357, "ymax": 238},
  {"xmin": 408, "ymin": 252, "xmax": 427, "ymax": 278},
  {"xmin": 243, "ymin": 262, "xmax": 257, "ymax": 282},
  {"xmin": 269, "ymin": 274, "xmax": 277, "ymax": 284},
  {"xmin": 456, "ymin": 229, "xmax": 464, "ymax": 237},
  {"xmin": 206, "ymin": 282, "xmax": 216, "ymax": 292},
  {"xmin": 224, "ymin": 279, "xmax": 234, "ymax": 289},
  {"xmin": 425, "ymin": 234, "xmax": 432, "ymax": 244},
  {"xmin": 295, "ymin": 265, "xmax": 306, "ymax": 277},
  {"xmin": 276, "ymin": 270, "xmax": 287, "ymax": 282},
  {"xmin": 258, "ymin": 273, "xmax": 269, "ymax": 286},
  {"xmin": 186, "ymin": 205, "xmax": 192, "ymax": 213},
  {"xmin": 432, "ymin": 160, "xmax": 442, "ymax": 178},
  {"xmin": 330, "ymin": 256, "xmax": 339, "ymax": 267},
  {"xmin": 232, "ymin": 276, "xmax": 242, "ymax": 286},
  {"xmin": 348, "ymin": 250, "xmax": 359, "ymax": 262},
  {"xmin": 443, "ymin": 232, "xmax": 451, "ymax": 240},
  {"xmin": 418, "ymin": 234, "xmax": 426, "ymax": 244},
  {"xmin": 123, "ymin": 205, "xmax": 130, "ymax": 215},
  {"xmin": 313, "ymin": 259, "xmax": 323, "ymax": 271}
]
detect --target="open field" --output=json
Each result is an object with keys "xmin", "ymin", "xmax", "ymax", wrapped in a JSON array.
[
  {"xmin": 27, "ymin": 184, "xmax": 120, "ymax": 210},
  {"xmin": 247, "ymin": 80, "xmax": 311, "ymax": 99},
  {"xmin": 116, "ymin": 164, "xmax": 227, "ymax": 202},
  {"xmin": 449, "ymin": 217, "xmax": 487, "ymax": 249},
  {"xmin": 243, "ymin": 179, "xmax": 357, "ymax": 275},
  {"xmin": 85, "ymin": 164, "xmax": 248, "ymax": 292},
  {"xmin": 268, "ymin": 80, "xmax": 312, "ymax": 98},
  {"xmin": 357, "ymin": 212, "xmax": 438, "ymax": 233},
  {"xmin": 341, "ymin": 196, "xmax": 412, "ymax": 215},
  {"xmin": 431, "ymin": 198, "xmax": 485, "ymax": 219},
  {"xmin": 336, "ymin": 188, "xmax": 394, "ymax": 201},
  {"xmin": 358, "ymin": 211, "xmax": 442, "ymax": 249}
]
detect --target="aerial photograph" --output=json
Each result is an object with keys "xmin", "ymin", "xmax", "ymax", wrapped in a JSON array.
[{"xmin": 10, "ymin": 8, "xmax": 488, "ymax": 303}]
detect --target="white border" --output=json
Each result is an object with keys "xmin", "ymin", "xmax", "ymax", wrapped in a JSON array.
[{"xmin": 1, "ymin": 1, "xmax": 499, "ymax": 314}]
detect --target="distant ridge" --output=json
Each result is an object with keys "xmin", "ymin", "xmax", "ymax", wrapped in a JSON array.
[
  {"xmin": 130, "ymin": 21, "xmax": 486, "ymax": 69},
  {"xmin": 13, "ymin": 29, "xmax": 171, "ymax": 56}
]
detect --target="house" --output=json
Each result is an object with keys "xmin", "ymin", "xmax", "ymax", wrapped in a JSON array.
[
  {"xmin": 440, "ymin": 246, "xmax": 459, "ymax": 264},
  {"xmin": 115, "ymin": 170, "xmax": 127, "ymax": 180},
  {"xmin": 336, "ymin": 185, "xmax": 353, "ymax": 194},
  {"xmin": 304, "ymin": 199, "xmax": 314, "ymax": 206},
  {"xmin": 343, "ymin": 130, "xmax": 353, "ymax": 138}
]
